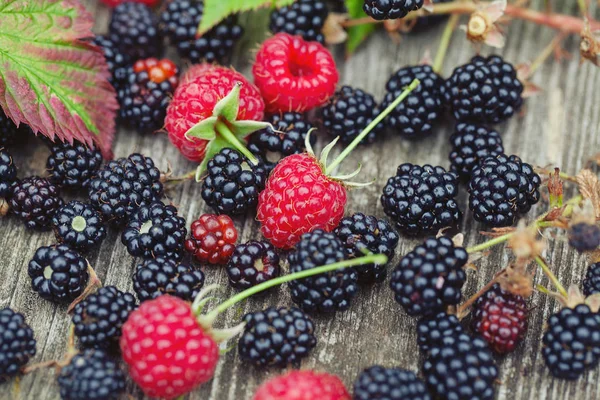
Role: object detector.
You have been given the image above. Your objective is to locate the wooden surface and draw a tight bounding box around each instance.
[2,1,600,399]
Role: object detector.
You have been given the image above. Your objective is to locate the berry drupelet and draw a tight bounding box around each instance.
[133,257,205,302]
[226,240,280,290]
[417,311,464,354]
[0,308,36,383]
[583,262,600,296]
[254,370,350,400]
[468,154,541,227]
[92,35,129,89]
[0,147,17,214]
[46,140,103,189]
[381,163,462,236]
[0,113,28,148]
[185,214,238,264]
[353,365,431,400]
[10,176,63,230]
[238,307,317,368]
[109,2,161,60]
[333,213,399,283]
[288,229,358,313]
[449,123,504,180]
[569,222,600,252]
[390,236,468,316]
[364,0,424,20]
[52,201,107,252]
[269,0,328,44]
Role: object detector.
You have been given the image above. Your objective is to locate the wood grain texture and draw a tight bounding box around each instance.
[2,0,600,399]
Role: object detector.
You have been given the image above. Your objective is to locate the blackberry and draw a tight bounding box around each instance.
[52,201,107,252]
[417,311,464,354]
[288,229,358,313]
[238,307,316,367]
[363,0,424,20]
[10,176,63,230]
[226,240,281,290]
[133,257,205,302]
[87,153,163,225]
[57,349,126,400]
[28,244,89,303]
[109,2,161,60]
[583,262,600,296]
[353,365,431,400]
[468,154,541,227]
[569,222,600,252]
[444,55,524,124]
[333,213,399,283]
[321,86,382,145]
[449,123,504,180]
[0,147,17,203]
[542,304,600,380]
[382,65,444,139]
[0,113,28,147]
[92,35,129,89]
[423,333,498,400]
[381,163,462,236]
[46,140,103,189]
[0,308,36,383]
[390,236,467,316]
[72,286,136,349]
[122,201,187,261]
[269,0,328,44]
[159,0,243,64]
[201,148,267,216]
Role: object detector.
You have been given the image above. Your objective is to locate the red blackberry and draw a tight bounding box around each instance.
[87,153,164,225]
[92,35,130,90]
[542,304,600,380]
[288,229,358,313]
[201,148,267,216]
[269,0,328,44]
[0,113,28,148]
[109,2,161,60]
[46,140,103,189]
[0,308,36,383]
[470,283,527,354]
[583,262,600,296]
[449,123,504,180]
[133,257,205,302]
[28,244,89,303]
[185,214,238,264]
[72,286,136,350]
[390,237,467,316]
[444,55,524,124]
[0,148,17,211]
[226,240,280,289]
[333,213,399,283]
[468,154,541,227]
[10,176,63,230]
[52,201,107,252]
[381,164,462,236]
[382,65,445,139]
[353,365,431,400]
[238,306,316,367]
[121,201,187,261]
[417,311,464,354]
[364,0,424,20]
[569,222,600,252]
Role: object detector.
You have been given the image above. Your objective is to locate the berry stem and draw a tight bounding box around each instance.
[466,233,513,254]
[535,256,568,298]
[433,14,460,73]
[215,120,258,165]
[456,269,505,318]
[324,79,420,175]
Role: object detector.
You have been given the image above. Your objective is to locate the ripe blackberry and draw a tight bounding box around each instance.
[449,123,504,180]
[10,176,63,230]
[28,244,88,303]
[381,164,462,236]
[122,201,187,261]
[470,283,527,354]
[0,308,36,383]
[52,201,107,252]
[288,229,358,313]
[159,0,243,64]
[382,65,445,139]
[238,307,316,367]
[87,153,163,225]
[0,113,28,147]
[363,0,424,20]
[201,148,267,216]
[133,257,205,302]
[92,35,129,89]
[390,236,467,316]
[46,140,103,189]
[417,311,464,354]
[321,86,382,145]
[269,0,328,44]
[185,214,238,264]
[423,333,498,400]
[57,349,126,400]
[353,365,431,400]
[0,148,17,208]
[542,304,600,380]
[109,2,161,60]
[582,262,600,296]
[468,154,541,227]
[333,213,399,283]
[569,222,600,252]
[444,55,524,124]
[72,286,136,349]
[226,240,280,290]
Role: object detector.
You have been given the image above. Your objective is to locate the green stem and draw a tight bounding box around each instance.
[325,79,420,175]
[466,233,513,254]
[215,120,258,165]
[433,14,459,73]
[535,256,567,297]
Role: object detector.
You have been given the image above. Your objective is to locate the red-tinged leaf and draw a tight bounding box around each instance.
[0,0,118,158]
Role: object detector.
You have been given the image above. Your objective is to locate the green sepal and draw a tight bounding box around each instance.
[213,82,241,122]
[185,116,218,140]
[230,120,272,137]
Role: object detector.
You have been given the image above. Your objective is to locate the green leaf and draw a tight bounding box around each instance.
[0,0,118,158]
[345,0,376,56]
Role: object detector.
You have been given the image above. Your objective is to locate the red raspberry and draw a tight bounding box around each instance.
[133,58,179,85]
[120,295,219,399]
[470,283,528,354]
[253,370,350,400]
[252,33,339,113]
[257,153,347,249]
[185,214,239,264]
[165,64,265,162]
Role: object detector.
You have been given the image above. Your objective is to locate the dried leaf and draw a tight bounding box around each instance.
[576,169,600,218]
[479,227,517,237]
[323,13,349,45]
